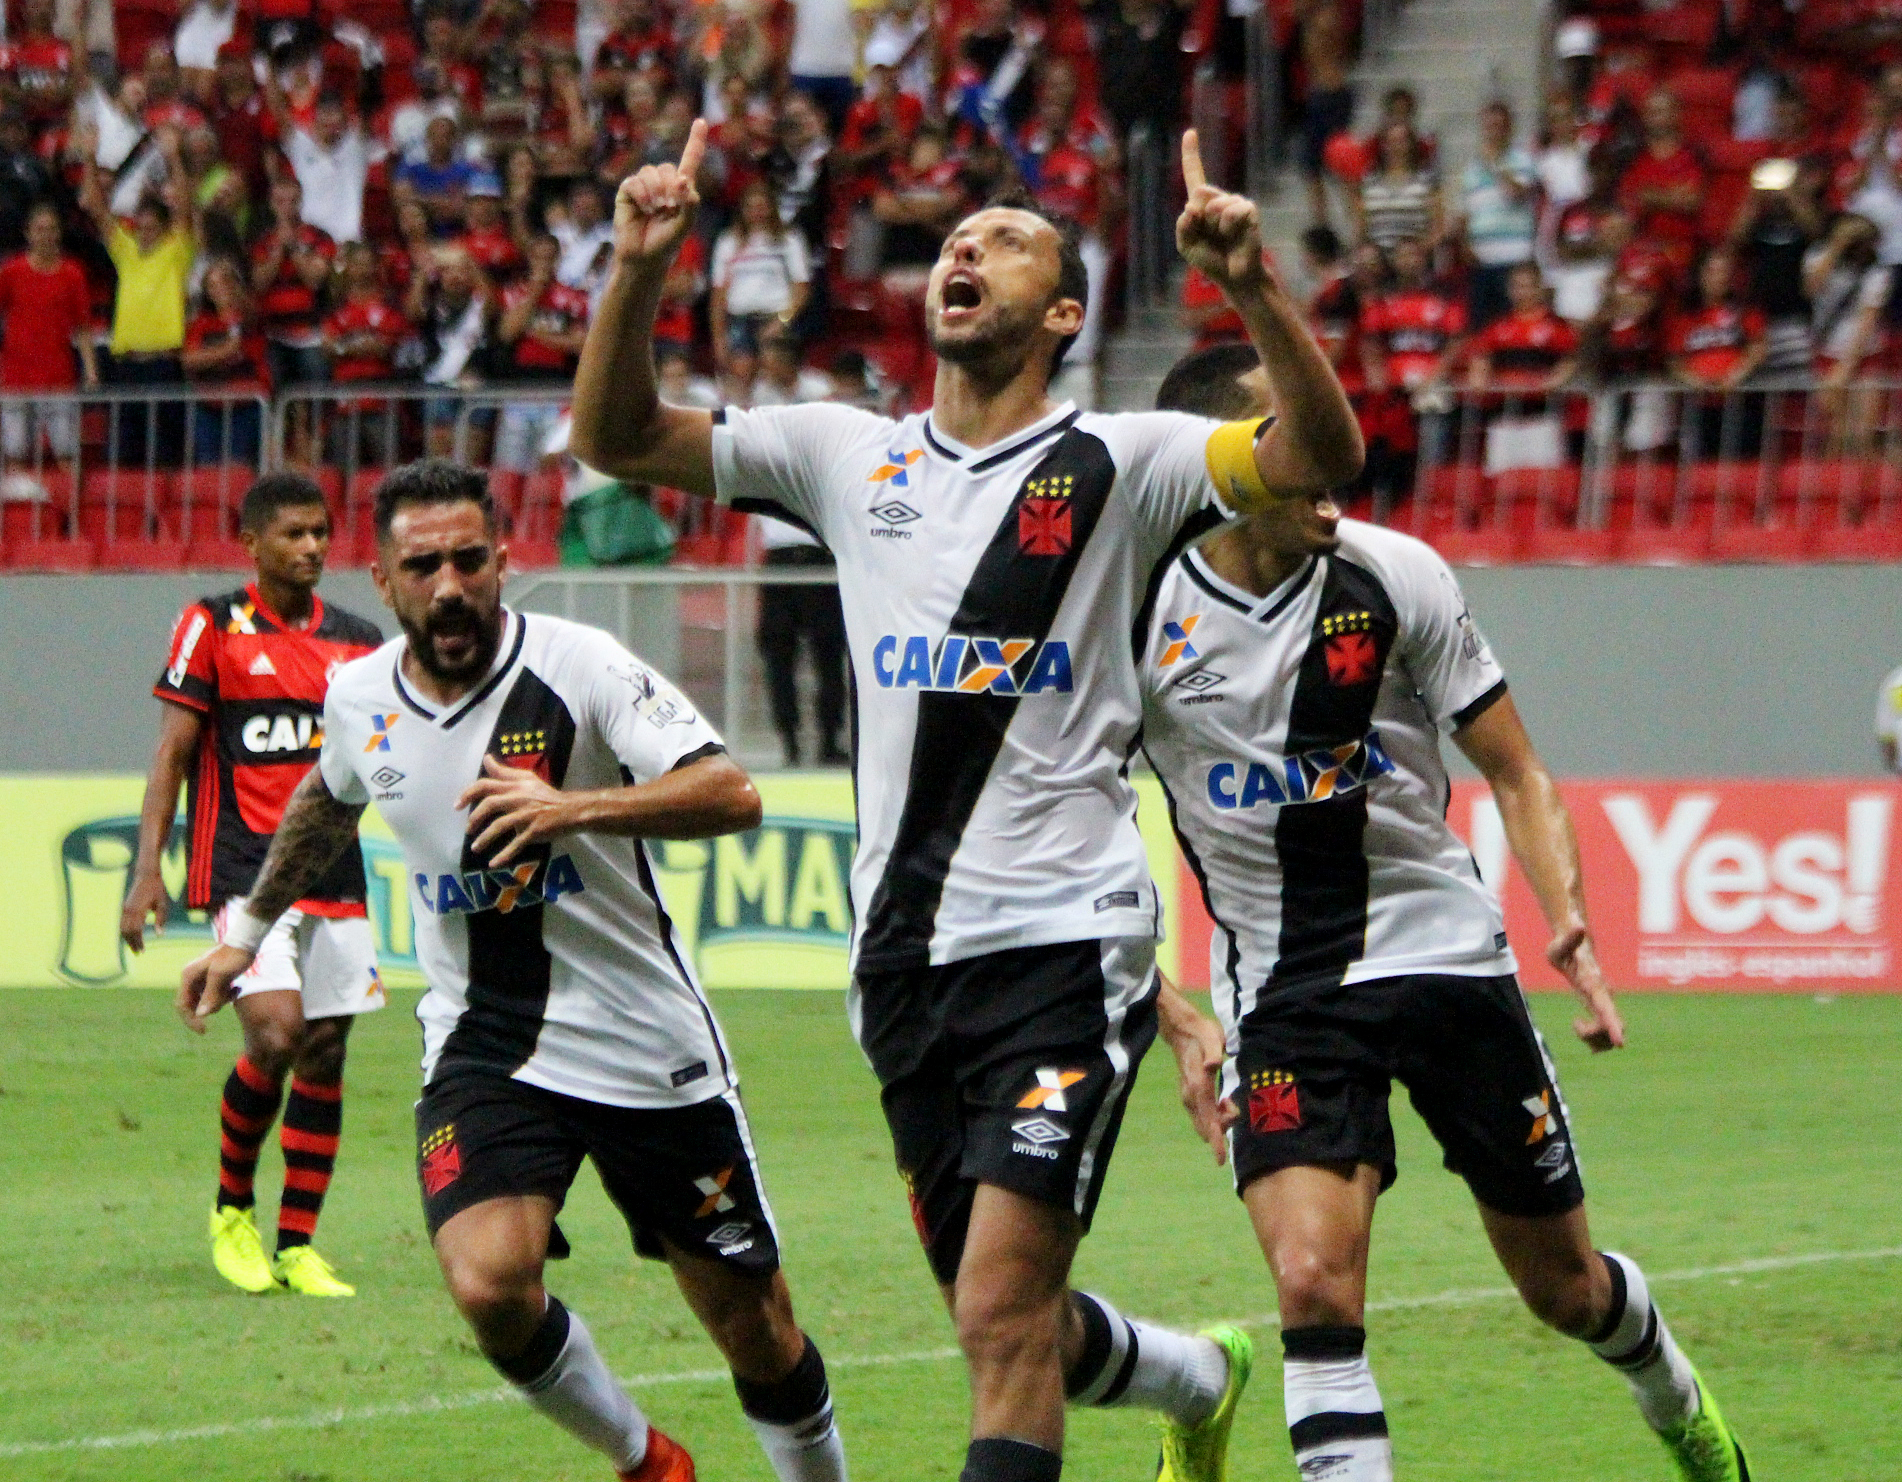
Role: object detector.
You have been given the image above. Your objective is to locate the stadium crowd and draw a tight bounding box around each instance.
[0,0,1193,566]
[1184,0,1902,545]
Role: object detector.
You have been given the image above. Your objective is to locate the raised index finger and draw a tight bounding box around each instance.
[1181,128,1206,194]
[678,116,708,181]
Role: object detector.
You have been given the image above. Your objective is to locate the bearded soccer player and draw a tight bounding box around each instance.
[125,472,384,1298]
[178,461,847,1482]
[566,120,1362,1482]
[1140,342,1751,1482]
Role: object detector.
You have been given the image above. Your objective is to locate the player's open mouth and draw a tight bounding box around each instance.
[940,273,982,316]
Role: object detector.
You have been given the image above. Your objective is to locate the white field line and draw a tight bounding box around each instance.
[5,1245,1898,1459]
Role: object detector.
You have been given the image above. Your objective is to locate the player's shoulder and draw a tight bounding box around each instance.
[1332,518,1460,591]
[187,585,254,632]
[1075,407,1217,458]
[516,610,639,682]
[314,600,384,650]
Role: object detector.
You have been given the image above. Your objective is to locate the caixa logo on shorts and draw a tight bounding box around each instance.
[871,635,1073,695]
[414,855,586,915]
[1206,731,1397,811]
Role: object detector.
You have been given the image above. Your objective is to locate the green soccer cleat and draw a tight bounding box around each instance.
[1660,1368,1751,1482]
[1156,1324,1253,1482]
[272,1244,356,1297]
[208,1205,278,1294]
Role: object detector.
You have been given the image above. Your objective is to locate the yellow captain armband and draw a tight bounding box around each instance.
[1203,416,1275,513]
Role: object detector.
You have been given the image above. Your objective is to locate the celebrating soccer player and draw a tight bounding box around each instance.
[567,121,1362,1482]
[1139,343,1752,1482]
[127,472,385,1298]
[178,462,848,1482]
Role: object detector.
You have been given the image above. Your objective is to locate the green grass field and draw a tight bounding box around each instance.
[1,987,1898,1482]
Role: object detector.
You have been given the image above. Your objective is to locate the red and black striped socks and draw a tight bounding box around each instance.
[217,1056,285,1211]
[276,1077,343,1252]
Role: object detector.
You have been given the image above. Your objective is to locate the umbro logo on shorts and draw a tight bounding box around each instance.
[1010,1116,1069,1160]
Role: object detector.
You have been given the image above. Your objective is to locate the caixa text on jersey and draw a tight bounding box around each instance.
[1206,732,1397,810]
[871,635,1073,695]
[413,855,586,916]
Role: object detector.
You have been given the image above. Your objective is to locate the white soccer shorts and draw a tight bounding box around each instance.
[214,905,387,1018]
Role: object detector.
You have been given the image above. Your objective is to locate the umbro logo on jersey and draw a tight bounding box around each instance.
[1158,615,1201,667]
[1176,668,1226,694]
[364,713,398,752]
[1205,730,1397,811]
[240,712,322,753]
[370,766,405,790]
[248,651,277,676]
[869,448,923,485]
[869,499,920,538]
[871,635,1073,695]
[414,854,585,915]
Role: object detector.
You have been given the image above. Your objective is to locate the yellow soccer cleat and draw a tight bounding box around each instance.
[1661,1368,1751,1482]
[272,1244,356,1297]
[1157,1324,1253,1482]
[209,1205,278,1294]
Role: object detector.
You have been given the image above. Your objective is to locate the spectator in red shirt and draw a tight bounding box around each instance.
[322,242,410,464]
[459,176,526,282]
[495,232,590,470]
[1180,263,1245,349]
[654,231,705,355]
[2,0,73,130]
[1361,235,1467,391]
[0,200,95,473]
[838,64,924,198]
[206,43,272,202]
[182,255,269,466]
[1467,262,1580,396]
[140,43,210,133]
[251,176,335,462]
[1670,248,1768,456]
[1618,89,1705,271]
[592,0,676,105]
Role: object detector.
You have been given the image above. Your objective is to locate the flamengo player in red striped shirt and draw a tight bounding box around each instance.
[123,472,384,1298]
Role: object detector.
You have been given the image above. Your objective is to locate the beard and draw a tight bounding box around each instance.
[400,596,503,683]
[926,293,1047,376]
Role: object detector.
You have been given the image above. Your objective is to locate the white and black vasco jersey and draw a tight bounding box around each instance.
[712,399,1240,973]
[320,610,735,1107]
[1138,520,1515,1028]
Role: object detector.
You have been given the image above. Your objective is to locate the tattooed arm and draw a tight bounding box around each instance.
[174,768,366,1033]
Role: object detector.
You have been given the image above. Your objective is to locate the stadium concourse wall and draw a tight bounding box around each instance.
[1,565,1899,995]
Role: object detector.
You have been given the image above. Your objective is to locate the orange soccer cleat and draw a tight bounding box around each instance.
[619,1426,697,1482]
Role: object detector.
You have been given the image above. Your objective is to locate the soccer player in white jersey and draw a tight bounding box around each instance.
[178,462,849,1482]
[1140,343,1752,1482]
[567,121,1363,1482]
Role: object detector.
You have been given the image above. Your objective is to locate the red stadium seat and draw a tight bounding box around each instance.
[1708,518,1817,562]
[1427,524,1523,565]
[81,467,174,510]
[1521,524,1625,564]
[507,535,561,567]
[1624,512,1714,564]
[184,537,255,571]
[1812,519,1902,561]
[97,535,187,571]
[2,536,95,571]
[1493,465,1582,520]
[78,503,164,544]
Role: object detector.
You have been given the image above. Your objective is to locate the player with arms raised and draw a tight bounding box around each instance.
[568,122,1363,1482]
[1143,343,1751,1482]
[127,472,383,1298]
[179,462,849,1482]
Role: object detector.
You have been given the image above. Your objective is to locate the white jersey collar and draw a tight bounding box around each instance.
[391,607,524,727]
[921,400,1079,471]
[1184,546,1321,623]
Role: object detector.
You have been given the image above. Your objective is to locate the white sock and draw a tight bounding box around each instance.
[1064,1292,1227,1428]
[1282,1326,1393,1482]
[495,1297,650,1472]
[736,1336,849,1482]
[1589,1252,1700,1433]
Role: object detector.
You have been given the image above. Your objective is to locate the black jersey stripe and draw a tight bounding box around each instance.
[1451,677,1509,731]
[434,667,578,1083]
[967,410,1079,474]
[632,836,734,1088]
[1268,557,1399,989]
[855,425,1117,971]
[730,496,822,541]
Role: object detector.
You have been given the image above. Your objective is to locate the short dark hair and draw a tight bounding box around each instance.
[135,191,171,227]
[240,471,329,533]
[1155,342,1264,421]
[373,459,494,540]
[1300,224,1344,265]
[979,188,1090,376]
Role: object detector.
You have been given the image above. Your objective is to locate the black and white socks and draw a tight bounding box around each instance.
[734,1334,849,1482]
[1064,1291,1229,1428]
[1281,1325,1393,1481]
[1588,1251,1701,1432]
[490,1296,650,1474]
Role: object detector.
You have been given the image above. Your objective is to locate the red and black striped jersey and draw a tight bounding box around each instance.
[155,583,382,912]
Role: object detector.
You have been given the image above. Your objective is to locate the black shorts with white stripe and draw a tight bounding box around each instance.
[1229,971,1586,1219]
[414,1071,781,1274]
[855,937,1160,1285]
